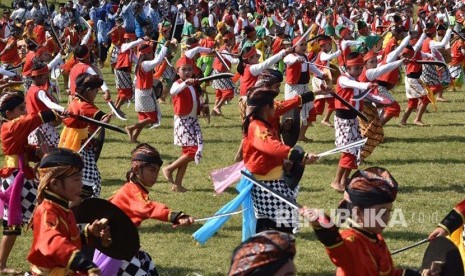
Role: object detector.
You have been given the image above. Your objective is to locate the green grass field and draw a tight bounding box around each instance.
[4,65,465,275]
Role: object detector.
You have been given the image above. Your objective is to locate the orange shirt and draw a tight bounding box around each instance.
[109,181,176,227]
[62,97,104,129]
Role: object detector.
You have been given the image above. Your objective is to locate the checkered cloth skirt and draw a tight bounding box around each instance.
[1,171,37,224]
[118,249,159,276]
[115,69,133,90]
[251,179,299,225]
[81,148,101,198]
[212,69,235,90]
[334,116,362,165]
[27,122,60,148]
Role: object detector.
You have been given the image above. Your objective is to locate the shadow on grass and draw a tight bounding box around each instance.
[298,271,335,276]
[383,135,465,143]
[400,183,465,193]
[157,265,205,276]
[384,230,429,242]
[374,157,465,165]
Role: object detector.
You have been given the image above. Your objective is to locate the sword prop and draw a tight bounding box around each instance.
[214,50,230,71]
[329,92,368,122]
[241,171,302,209]
[198,73,234,83]
[305,62,335,71]
[78,126,102,153]
[317,138,368,158]
[294,25,313,47]
[351,88,373,101]
[164,57,174,68]
[52,108,127,134]
[171,12,179,41]
[219,52,239,58]
[195,209,246,222]
[107,101,127,121]
[452,29,465,41]
[391,238,431,255]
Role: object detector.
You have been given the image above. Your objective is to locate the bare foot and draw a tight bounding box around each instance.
[399,121,407,126]
[125,126,133,141]
[298,136,313,143]
[321,120,333,128]
[171,184,188,192]
[331,182,345,193]
[211,108,223,116]
[162,167,175,184]
[436,97,447,102]
[413,120,426,126]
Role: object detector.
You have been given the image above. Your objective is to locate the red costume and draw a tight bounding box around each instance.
[26,84,53,115]
[1,36,20,65]
[69,62,90,96]
[109,182,180,227]
[27,191,93,275]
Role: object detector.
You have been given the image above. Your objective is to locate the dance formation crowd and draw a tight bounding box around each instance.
[0,0,465,274]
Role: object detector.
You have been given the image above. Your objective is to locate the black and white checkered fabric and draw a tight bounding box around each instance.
[81,148,101,198]
[162,66,176,81]
[110,46,120,65]
[334,116,362,165]
[1,172,37,224]
[27,123,60,148]
[118,250,159,276]
[251,179,299,224]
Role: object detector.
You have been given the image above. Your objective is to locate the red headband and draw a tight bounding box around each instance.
[124,32,137,39]
[243,47,257,59]
[31,66,49,77]
[138,43,153,54]
[346,55,364,66]
[176,56,195,69]
[363,50,377,62]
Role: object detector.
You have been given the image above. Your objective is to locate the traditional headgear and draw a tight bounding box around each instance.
[37,148,84,203]
[426,24,437,34]
[160,21,172,31]
[242,46,257,60]
[126,143,163,182]
[123,32,137,39]
[336,25,350,39]
[216,21,225,32]
[255,69,283,87]
[345,167,398,207]
[138,43,153,55]
[325,25,335,36]
[246,86,278,107]
[0,92,24,116]
[228,230,296,276]
[363,50,377,62]
[224,15,234,27]
[175,56,195,69]
[75,73,104,94]
[364,35,381,50]
[402,45,415,57]
[346,54,364,66]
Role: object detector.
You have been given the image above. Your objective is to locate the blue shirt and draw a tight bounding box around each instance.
[134,12,147,38]
[97,19,111,43]
[121,2,136,33]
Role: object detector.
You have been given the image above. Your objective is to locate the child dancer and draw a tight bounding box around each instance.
[98,143,194,275]
[125,42,167,143]
[0,92,59,274]
[59,73,111,198]
[163,57,205,192]
[28,148,110,276]
[331,53,377,192]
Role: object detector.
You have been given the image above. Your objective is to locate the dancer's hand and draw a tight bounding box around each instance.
[428,227,448,240]
[305,153,318,164]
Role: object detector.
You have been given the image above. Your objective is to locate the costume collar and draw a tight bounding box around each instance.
[44,190,69,209]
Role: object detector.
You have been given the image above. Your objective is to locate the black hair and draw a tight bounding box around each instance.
[237,46,254,75]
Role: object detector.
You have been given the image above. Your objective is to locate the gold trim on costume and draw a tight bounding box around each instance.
[4,155,19,168]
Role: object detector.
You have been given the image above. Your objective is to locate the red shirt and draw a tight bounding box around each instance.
[377,38,400,88]
[335,74,363,111]
[213,45,232,72]
[1,37,20,65]
[243,119,292,176]
[26,84,53,114]
[110,26,125,47]
[239,65,258,97]
[172,80,201,116]
[62,98,104,129]
[109,182,173,227]
[22,51,36,77]
[199,37,215,56]
[27,192,83,273]
[69,62,90,95]
[34,25,46,45]
[135,63,153,89]
[450,40,465,66]
[285,54,310,85]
